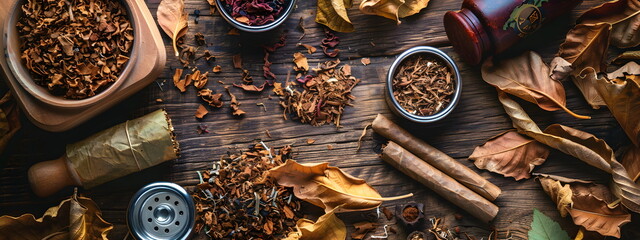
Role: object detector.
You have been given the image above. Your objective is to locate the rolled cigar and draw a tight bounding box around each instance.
[382,141,499,222]
[28,109,180,197]
[372,114,501,201]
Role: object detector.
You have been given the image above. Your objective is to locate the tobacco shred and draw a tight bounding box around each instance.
[392,55,455,116]
[199,89,224,108]
[276,60,360,127]
[17,0,134,99]
[226,87,246,116]
[222,0,288,26]
[321,29,340,58]
[192,144,302,239]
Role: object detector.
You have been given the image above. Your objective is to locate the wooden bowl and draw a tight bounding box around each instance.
[3,0,138,109]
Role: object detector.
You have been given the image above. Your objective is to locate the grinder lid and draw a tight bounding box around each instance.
[127,182,195,240]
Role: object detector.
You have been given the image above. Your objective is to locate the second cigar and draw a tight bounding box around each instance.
[372,114,501,201]
[382,141,499,222]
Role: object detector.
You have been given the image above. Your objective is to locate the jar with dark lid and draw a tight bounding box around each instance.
[443,0,583,65]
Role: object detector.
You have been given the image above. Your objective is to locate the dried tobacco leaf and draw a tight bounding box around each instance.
[268,160,411,213]
[394,55,455,116]
[199,89,224,108]
[277,60,360,126]
[157,0,188,56]
[622,146,640,182]
[316,0,354,32]
[293,52,309,72]
[482,51,590,119]
[359,0,429,23]
[173,68,188,92]
[578,0,640,48]
[0,191,112,239]
[551,23,610,82]
[192,145,303,239]
[592,62,640,146]
[498,92,640,213]
[469,131,549,181]
[195,104,208,119]
[18,0,134,99]
[226,87,245,116]
[538,175,631,237]
[191,70,209,89]
[283,208,347,240]
[397,0,430,18]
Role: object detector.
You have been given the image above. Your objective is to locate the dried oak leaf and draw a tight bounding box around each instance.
[578,0,640,48]
[198,89,224,108]
[195,104,208,119]
[293,52,309,72]
[351,222,376,239]
[157,0,188,56]
[268,160,408,213]
[538,175,631,237]
[469,131,549,181]
[316,0,354,32]
[482,51,590,119]
[0,192,112,239]
[589,62,640,147]
[498,92,640,213]
[283,208,347,240]
[298,43,317,54]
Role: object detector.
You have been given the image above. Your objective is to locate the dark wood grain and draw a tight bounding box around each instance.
[1,0,639,239]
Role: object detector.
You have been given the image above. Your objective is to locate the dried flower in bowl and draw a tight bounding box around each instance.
[222,0,288,26]
[17,0,134,100]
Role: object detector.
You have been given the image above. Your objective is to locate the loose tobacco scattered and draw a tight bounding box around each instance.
[192,144,302,239]
[18,0,134,99]
[392,55,455,116]
[276,60,360,127]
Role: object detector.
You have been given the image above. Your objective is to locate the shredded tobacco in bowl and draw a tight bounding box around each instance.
[392,55,455,116]
[18,0,134,99]
[192,144,302,239]
[222,0,288,26]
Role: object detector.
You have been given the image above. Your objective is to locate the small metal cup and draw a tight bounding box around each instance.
[216,0,296,32]
[385,46,462,123]
[127,182,195,240]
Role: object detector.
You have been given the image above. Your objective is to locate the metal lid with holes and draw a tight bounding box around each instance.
[127,182,195,240]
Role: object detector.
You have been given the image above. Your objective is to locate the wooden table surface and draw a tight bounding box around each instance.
[1,0,638,239]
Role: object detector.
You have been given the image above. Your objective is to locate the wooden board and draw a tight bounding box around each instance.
[1,0,639,239]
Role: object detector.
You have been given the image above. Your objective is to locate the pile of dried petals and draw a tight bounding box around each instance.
[18,0,134,99]
[276,60,360,126]
[392,56,455,116]
[192,144,302,239]
[222,0,287,26]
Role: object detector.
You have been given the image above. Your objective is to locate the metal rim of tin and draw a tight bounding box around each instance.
[385,46,462,123]
[215,0,297,32]
[127,182,195,240]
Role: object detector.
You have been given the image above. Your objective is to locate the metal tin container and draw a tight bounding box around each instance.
[127,182,195,240]
[216,0,296,32]
[385,46,462,123]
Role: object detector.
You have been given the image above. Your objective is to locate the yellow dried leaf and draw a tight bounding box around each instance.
[359,0,429,24]
[283,208,347,240]
[316,0,354,32]
[157,0,188,56]
[293,52,309,72]
[578,0,640,48]
[398,0,430,18]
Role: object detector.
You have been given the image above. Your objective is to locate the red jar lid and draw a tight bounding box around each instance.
[443,9,491,65]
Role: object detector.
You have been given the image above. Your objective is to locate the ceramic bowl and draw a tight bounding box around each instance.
[385,46,462,123]
[216,0,296,32]
[3,0,137,109]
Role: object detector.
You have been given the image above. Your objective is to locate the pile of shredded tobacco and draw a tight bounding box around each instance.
[18,0,134,99]
[392,56,455,116]
[192,144,302,239]
[276,60,360,127]
[222,0,287,26]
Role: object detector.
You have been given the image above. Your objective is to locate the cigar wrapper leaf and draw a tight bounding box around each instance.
[372,114,501,201]
[382,141,499,222]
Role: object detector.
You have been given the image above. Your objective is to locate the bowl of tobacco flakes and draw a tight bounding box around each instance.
[386,46,461,123]
[4,0,136,109]
[216,0,296,32]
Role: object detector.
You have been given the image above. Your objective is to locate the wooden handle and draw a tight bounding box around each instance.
[28,156,81,197]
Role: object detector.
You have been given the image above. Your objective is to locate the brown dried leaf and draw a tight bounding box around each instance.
[622,146,640,182]
[469,131,549,181]
[351,222,376,239]
[233,54,243,69]
[316,0,354,32]
[198,89,224,108]
[498,92,640,213]
[293,52,309,72]
[592,62,640,146]
[0,193,112,239]
[226,87,245,116]
[482,51,590,119]
[283,208,347,240]
[298,43,317,54]
[233,83,266,92]
[195,104,208,119]
[613,51,640,64]
[268,160,404,213]
[157,0,188,56]
[307,139,315,144]
[193,71,209,89]
[398,0,430,18]
[578,0,640,48]
[359,0,404,24]
[551,23,610,82]
[173,68,187,92]
[538,175,631,237]
[212,65,222,73]
[361,58,371,65]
